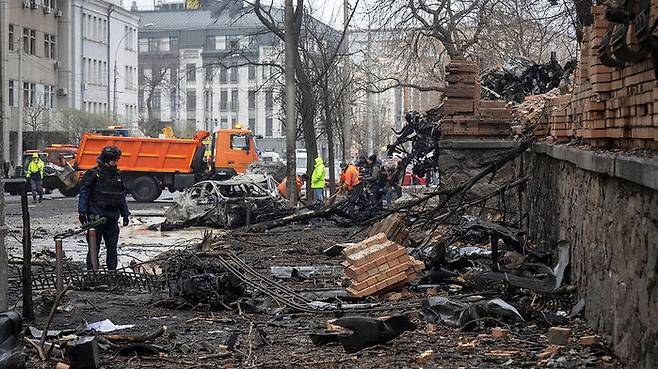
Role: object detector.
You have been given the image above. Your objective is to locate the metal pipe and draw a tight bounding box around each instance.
[88,228,98,271]
[55,238,63,293]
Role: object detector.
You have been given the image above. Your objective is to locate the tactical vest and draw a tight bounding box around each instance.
[93,169,126,208]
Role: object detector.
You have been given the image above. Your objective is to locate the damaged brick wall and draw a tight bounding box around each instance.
[534,3,658,148]
[524,151,658,369]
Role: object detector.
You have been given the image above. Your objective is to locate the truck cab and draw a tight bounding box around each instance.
[210,129,259,179]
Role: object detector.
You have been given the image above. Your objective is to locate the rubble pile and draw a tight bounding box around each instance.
[343,233,424,297]
[510,89,561,135]
[480,58,577,103]
[162,250,246,309]
[440,59,513,138]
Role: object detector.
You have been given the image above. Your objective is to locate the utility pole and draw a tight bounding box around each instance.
[17,48,23,163]
[0,0,8,311]
[107,5,114,124]
[342,0,351,162]
[284,0,297,207]
[113,63,118,119]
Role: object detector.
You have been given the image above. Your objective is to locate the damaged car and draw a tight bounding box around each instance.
[163,174,290,229]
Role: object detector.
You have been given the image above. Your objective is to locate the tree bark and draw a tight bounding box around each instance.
[284,0,298,207]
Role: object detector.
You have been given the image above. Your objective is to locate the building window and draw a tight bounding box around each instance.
[170,67,178,83]
[8,25,14,51]
[261,64,267,79]
[248,90,255,110]
[231,116,238,127]
[23,82,35,107]
[205,65,214,82]
[23,28,36,55]
[44,34,56,59]
[206,36,215,50]
[248,117,255,133]
[44,85,55,109]
[230,66,238,83]
[152,91,161,110]
[169,36,178,50]
[8,81,15,106]
[220,117,228,129]
[43,0,55,10]
[186,64,196,83]
[148,38,160,52]
[204,90,212,112]
[230,89,238,111]
[248,65,256,80]
[138,91,144,111]
[219,90,227,112]
[265,117,273,137]
[228,35,240,49]
[219,66,227,84]
[186,90,196,112]
[170,89,177,111]
[216,35,226,50]
[265,91,273,111]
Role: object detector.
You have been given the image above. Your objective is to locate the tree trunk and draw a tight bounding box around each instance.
[323,76,336,196]
[284,0,298,207]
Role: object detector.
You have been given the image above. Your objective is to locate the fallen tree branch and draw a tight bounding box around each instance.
[104,325,167,343]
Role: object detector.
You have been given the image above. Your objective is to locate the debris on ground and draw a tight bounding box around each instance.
[309,315,417,353]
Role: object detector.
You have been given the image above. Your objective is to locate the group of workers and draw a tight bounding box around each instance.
[277,154,400,209]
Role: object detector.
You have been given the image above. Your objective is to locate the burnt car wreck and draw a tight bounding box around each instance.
[162,174,290,229]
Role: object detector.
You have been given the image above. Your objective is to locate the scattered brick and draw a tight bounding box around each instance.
[548,327,572,346]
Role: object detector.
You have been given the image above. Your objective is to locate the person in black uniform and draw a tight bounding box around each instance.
[78,146,130,270]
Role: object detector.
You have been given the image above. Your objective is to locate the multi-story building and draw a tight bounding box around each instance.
[0,0,139,163]
[136,0,286,154]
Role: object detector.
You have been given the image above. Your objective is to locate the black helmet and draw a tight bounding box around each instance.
[100,146,122,163]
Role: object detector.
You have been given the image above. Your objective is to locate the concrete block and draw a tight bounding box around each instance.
[614,154,658,190]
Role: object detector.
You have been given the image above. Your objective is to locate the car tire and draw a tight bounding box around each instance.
[131,176,162,202]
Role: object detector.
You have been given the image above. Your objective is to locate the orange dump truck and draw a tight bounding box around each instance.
[76,129,259,202]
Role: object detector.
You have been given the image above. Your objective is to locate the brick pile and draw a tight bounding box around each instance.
[367,213,409,246]
[441,59,512,138]
[342,233,424,297]
[538,3,658,149]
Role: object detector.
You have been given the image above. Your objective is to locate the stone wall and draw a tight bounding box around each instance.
[524,144,658,369]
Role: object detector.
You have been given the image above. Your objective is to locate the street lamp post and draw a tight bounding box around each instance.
[112,23,153,121]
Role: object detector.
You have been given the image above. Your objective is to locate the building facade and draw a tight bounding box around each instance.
[0,0,139,163]
[136,1,286,154]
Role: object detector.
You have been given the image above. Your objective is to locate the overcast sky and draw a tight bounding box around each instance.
[130,0,350,28]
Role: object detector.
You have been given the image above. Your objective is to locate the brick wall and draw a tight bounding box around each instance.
[440,59,512,138]
[535,3,658,148]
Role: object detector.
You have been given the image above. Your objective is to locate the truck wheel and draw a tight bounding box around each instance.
[131,176,162,202]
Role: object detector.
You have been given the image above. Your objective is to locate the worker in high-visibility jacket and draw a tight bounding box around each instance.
[311,157,326,203]
[277,175,303,199]
[340,162,363,203]
[25,153,45,203]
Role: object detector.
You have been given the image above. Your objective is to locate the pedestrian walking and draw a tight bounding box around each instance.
[25,153,44,203]
[78,146,130,270]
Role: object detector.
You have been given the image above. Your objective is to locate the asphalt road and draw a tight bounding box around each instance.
[3,190,177,259]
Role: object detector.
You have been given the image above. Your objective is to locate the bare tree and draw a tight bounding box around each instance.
[54,108,108,145]
[23,103,49,149]
[247,0,358,198]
